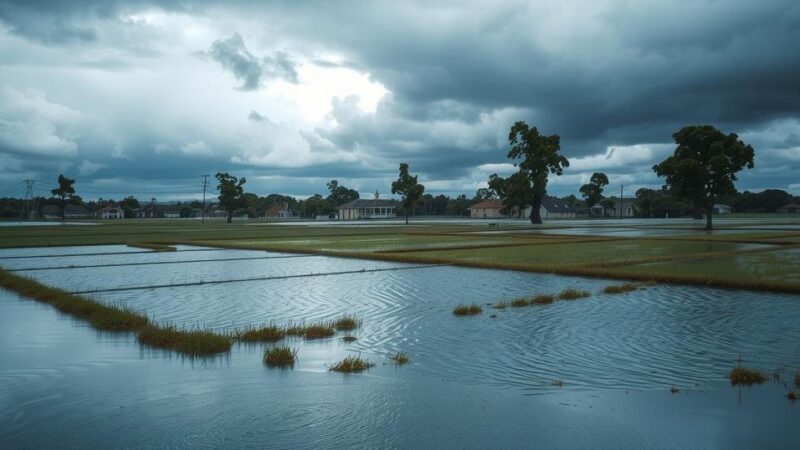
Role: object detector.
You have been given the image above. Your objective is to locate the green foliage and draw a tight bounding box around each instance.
[138,325,232,356]
[492,122,569,224]
[579,172,609,211]
[653,125,755,230]
[234,324,286,342]
[488,171,533,217]
[326,180,360,206]
[51,174,77,219]
[558,288,590,300]
[215,172,247,223]
[391,163,425,224]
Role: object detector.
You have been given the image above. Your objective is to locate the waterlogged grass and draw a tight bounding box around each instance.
[330,355,375,373]
[234,324,286,342]
[453,304,482,316]
[263,346,297,368]
[558,288,591,300]
[332,314,361,331]
[794,371,800,388]
[531,294,556,305]
[390,352,410,365]
[511,298,530,307]
[138,325,232,356]
[126,242,177,252]
[602,283,642,294]
[729,366,767,386]
[0,269,148,331]
[341,336,358,343]
[286,322,336,340]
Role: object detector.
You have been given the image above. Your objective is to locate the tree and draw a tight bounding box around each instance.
[391,163,425,225]
[474,188,495,200]
[579,172,609,216]
[119,196,140,218]
[50,174,76,219]
[215,172,247,223]
[501,122,569,223]
[488,172,533,217]
[653,125,754,230]
[326,180,360,206]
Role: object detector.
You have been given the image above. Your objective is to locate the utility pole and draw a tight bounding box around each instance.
[620,184,624,220]
[201,174,209,224]
[23,179,35,221]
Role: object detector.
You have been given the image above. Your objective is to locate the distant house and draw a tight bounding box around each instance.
[265,203,293,219]
[777,202,800,214]
[522,197,577,219]
[163,210,181,219]
[64,204,91,219]
[40,204,61,220]
[134,204,163,219]
[602,198,637,218]
[338,199,395,220]
[713,204,733,214]
[99,206,124,219]
[469,199,504,219]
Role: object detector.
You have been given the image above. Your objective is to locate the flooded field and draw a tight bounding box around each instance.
[2,245,800,447]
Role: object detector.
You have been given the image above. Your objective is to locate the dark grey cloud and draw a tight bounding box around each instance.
[1,0,799,199]
[205,33,298,90]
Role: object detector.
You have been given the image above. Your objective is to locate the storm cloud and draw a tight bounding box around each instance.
[0,0,798,199]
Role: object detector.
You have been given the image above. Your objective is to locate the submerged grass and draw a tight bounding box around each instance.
[795,371,800,388]
[390,352,410,365]
[0,268,148,331]
[491,301,508,309]
[510,298,530,307]
[558,288,591,300]
[531,294,556,305]
[729,366,767,386]
[453,304,482,316]
[233,324,286,342]
[330,355,375,373]
[263,346,297,368]
[126,242,177,252]
[138,325,232,356]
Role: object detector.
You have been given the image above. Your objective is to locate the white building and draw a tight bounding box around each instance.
[98,206,124,219]
[713,204,732,214]
[337,199,396,220]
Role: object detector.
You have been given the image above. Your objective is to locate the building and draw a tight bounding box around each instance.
[521,197,577,219]
[265,203,293,219]
[64,204,91,219]
[777,202,800,214]
[337,199,396,220]
[99,206,124,219]
[134,204,163,219]
[469,199,504,218]
[163,210,181,219]
[605,198,637,218]
[40,204,61,219]
[713,204,733,214]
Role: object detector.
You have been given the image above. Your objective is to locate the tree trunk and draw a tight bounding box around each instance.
[405,208,409,225]
[227,210,233,223]
[529,196,543,224]
[705,204,713,231]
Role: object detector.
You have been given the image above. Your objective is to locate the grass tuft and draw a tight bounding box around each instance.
[558,288,591,300]
[286,322,336,340]
[795,371,800,388]
[138,325,232,356]
[332,314,361,331]
[263,346,296,368]
[234,324,286,342]
[728,366,767,386]
[390,352,410,365]
[330,355,375,373]
[531,294,556,305]
[491,301,508,309]
[602,283,641,295]
[453,304,482,316]
[510,298,530,307]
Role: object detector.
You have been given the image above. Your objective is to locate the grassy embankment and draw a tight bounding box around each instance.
[1,218,799,293]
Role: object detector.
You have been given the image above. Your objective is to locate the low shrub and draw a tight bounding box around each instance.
[330,355,375,373]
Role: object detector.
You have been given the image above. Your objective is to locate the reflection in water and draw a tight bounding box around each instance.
[1,245,800,447]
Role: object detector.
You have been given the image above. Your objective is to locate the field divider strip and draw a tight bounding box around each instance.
[0,247,236,260]
[7,254,316,272]
[68,264,446,294]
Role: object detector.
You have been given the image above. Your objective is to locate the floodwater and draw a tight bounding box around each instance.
[2,245,800,448]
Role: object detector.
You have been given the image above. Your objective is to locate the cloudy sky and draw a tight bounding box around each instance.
[1,0,798,201]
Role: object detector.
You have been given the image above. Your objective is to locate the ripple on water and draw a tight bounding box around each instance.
[4,246,800,393]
